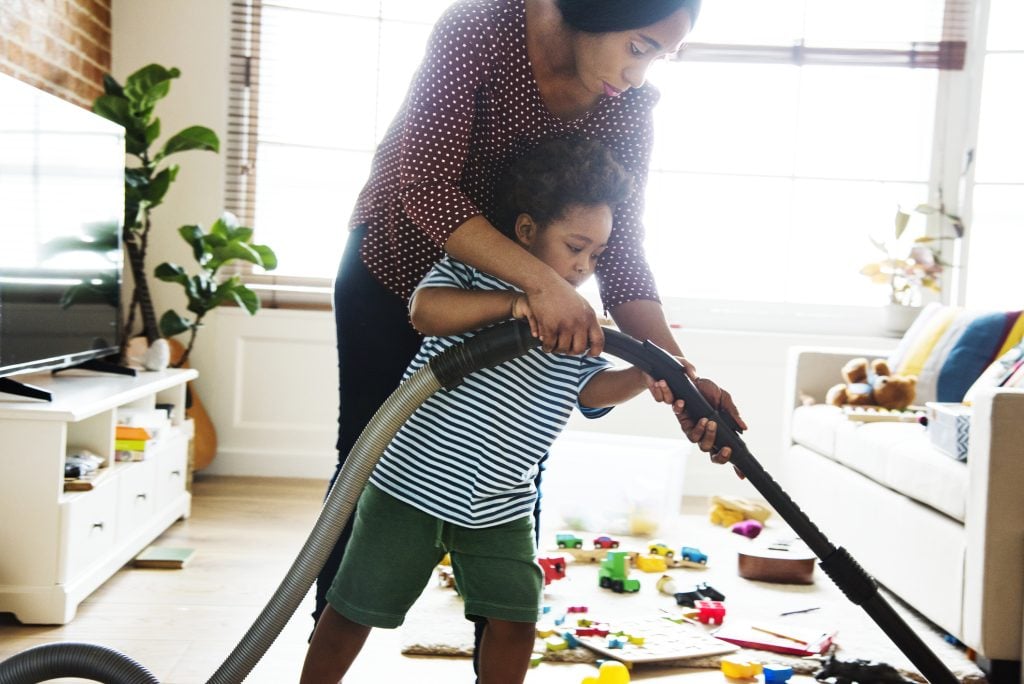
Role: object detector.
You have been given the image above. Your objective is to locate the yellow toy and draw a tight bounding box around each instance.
[582,660,631,684]
[709,494,771,527]
[720,657,763,679]
[635,554,668,573]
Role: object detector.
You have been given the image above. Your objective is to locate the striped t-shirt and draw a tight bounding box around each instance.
[369,257,613,528]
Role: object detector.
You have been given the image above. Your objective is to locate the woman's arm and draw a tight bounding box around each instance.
[410,286,522,337]
[387,4,607,355]
[446,216,603,356]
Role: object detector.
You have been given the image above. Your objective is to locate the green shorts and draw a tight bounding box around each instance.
[326,483,543,628]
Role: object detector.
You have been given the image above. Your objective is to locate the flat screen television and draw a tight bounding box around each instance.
[0,72,126,400]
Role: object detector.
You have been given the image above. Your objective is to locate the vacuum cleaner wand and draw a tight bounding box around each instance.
[600,328,958,684]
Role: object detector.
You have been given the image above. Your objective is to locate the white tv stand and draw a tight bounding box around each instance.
[0,367,197,624]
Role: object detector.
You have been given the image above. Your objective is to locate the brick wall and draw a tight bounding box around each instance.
[0,0,112,109]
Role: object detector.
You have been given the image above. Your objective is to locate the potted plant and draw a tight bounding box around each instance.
[155,212,277,368]
[92,64,278,469]
[92,64,220,356]
[860,192,964,332]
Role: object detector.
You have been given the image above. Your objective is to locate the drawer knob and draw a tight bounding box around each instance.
[91,522,104,531]
[136,493,147,501]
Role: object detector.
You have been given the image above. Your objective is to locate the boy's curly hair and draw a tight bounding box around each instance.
[492,138,634,240]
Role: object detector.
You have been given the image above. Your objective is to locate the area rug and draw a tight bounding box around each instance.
[399,513,987,682]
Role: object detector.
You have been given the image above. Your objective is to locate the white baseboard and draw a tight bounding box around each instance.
[200,447,336,480]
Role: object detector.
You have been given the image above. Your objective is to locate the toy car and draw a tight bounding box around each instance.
[648,540,674,557]
[592,535,620,549]
[680,546,707,564]
[598,551,640,593]
[694,599,726,624]
[556,533,583,549]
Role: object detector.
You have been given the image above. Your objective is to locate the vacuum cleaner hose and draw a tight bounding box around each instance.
[0,643,159,684]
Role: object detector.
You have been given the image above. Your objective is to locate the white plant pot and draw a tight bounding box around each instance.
[885,304,922,336]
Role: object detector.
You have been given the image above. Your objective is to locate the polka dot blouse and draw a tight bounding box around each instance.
[351,0,662,309]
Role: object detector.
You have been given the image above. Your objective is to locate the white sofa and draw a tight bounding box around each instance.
[782,346,1024,682]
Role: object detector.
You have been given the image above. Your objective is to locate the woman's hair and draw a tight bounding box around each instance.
[556,0,701,32]
[493,138,634,240]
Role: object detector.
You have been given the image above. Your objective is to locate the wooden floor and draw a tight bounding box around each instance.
[0,476,816,683]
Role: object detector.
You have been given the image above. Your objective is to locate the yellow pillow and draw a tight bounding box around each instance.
[897,306,958,377]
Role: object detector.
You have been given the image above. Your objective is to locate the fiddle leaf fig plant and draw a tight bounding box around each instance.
[92,63,220,354]
[93,63,279,370]
[155,212,277,368]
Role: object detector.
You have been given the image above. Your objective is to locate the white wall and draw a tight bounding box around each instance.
[110,0,230,361]
[110,1,898,498]
[199,308,895,498]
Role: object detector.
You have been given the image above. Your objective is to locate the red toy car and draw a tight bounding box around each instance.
[695,599,726,625]
[592,535,620,549]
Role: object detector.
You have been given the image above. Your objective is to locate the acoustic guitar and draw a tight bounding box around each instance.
[737,537,816,584]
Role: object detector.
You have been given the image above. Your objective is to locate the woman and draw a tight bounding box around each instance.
[319,0,744,669]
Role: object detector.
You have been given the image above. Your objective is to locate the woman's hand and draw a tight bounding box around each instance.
[524,275,603,356]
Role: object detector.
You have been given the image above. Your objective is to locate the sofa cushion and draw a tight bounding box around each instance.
[790,404,844,458]
[792,405,968,522]
[832,420,968,522]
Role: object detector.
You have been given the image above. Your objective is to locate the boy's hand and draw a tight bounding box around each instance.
[655,354,746,479]
[643,374,676,405]
[672,376,747,479]
[510,292,539,340]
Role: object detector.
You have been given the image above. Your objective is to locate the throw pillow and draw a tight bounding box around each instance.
[887,302,945,373]
[937,310,1024,402]
[912,309,981,405]
[962,340,1024,404]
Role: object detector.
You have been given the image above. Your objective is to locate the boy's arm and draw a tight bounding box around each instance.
[579,366,652,409]
[410,286,523,337]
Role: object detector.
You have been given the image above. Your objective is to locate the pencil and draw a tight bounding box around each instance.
[779,606,820,616]
[750,625,809,645]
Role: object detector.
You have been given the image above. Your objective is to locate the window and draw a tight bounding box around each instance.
[963,0,1024,311]
[229,0,988,332]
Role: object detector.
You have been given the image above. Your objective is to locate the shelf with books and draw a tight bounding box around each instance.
[0,368,197,624]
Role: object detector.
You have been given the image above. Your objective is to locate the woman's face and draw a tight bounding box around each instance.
[516,204,613,288]
[571,8,692,98]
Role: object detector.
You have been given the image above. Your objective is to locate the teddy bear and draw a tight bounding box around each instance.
[825,357,917,410]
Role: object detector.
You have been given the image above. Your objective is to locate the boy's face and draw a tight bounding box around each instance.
[516,204,612,288]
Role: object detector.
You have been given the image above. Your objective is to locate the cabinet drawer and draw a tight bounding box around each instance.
[61,481,118,582]
[155,433,188,510]
[116,459,157,542]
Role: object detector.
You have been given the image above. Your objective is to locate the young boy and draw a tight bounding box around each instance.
[300,139,683,684]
